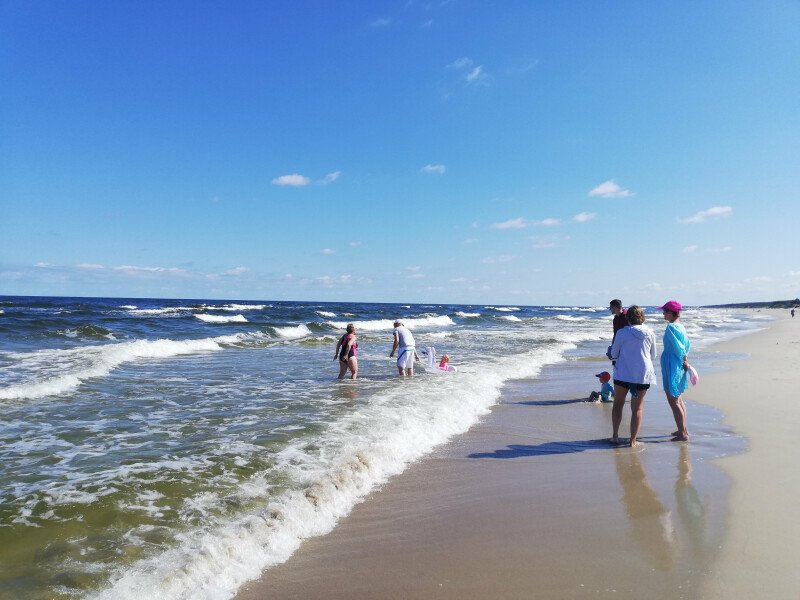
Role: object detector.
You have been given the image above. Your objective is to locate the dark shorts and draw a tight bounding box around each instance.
[614,379,651,391]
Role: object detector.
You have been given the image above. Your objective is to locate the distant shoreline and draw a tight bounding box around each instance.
[703,298,799,309]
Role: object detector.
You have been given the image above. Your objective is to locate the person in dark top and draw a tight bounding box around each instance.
[610,299,628,341]
[334,323,358,380]
[607,299,627,360]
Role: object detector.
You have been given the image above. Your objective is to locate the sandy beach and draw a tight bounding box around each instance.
[235,310,798,600]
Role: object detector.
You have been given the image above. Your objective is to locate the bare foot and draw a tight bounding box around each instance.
[610,437,620,446]
[671,435,689,442]
[630,439,639,448]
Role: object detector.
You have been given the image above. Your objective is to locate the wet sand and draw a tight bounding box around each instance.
[236,311,798,599]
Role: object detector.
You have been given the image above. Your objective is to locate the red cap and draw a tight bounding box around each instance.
[659,300,683,313]
[595,371,611,382]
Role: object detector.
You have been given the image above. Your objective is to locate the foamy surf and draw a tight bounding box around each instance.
[89,343,572,600]
[0,334,248,401]
[327,315,455,331]
[195,314,248,323]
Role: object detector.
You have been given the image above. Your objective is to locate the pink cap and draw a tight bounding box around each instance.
[659,300,682,313]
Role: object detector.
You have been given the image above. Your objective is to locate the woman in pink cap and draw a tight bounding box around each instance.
[660,300,690,441]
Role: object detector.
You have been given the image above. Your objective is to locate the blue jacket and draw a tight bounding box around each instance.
[661,322,690,396]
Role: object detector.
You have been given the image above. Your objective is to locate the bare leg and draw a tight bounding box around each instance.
[666,392,688,440]
[397,366,405,376]
[337,360,348,380]
[629,389,647,446]
[611,384,628,443]
[347,357,358,380]
[405,367,413,377]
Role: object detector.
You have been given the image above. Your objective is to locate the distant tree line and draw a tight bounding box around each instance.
[704,298,800,309]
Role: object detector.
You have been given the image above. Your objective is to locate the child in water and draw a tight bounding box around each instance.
[439,354,450,370]
[589,371,614,403]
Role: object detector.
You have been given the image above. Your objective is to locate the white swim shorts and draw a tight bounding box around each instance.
[396,347,415,369]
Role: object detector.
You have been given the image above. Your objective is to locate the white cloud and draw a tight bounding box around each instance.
[466,66,484,83]
[448,57,473,69]
[678,206,733,224]
[321,248,335,255]
[272,173,311,187]
[463,238,479,244]
[573,212,596,223]
[404,266,425,279]
[481,255,515,264]
[349,240,362,247]
[224,266,248,275]
[317,275,350,287]
[492,217,558,229]
[112,265,188,275]
[530,235,559,249]
[682,245,699,253]
[370,17,392,27]
[447,57,489,86]
[319,171,341,184]
[491,218,528,229]
[35,262,53,268]
[77,263,104,269]
[707,246,733,253]
[449,277,467,283]
[421,164,446,174]
[588,180,632,198]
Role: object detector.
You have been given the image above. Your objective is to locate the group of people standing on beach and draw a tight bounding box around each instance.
[334,302,694,448]
[335,319,421,380]
[605,298,693,447]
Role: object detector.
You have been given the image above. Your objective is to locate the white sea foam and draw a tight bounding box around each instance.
[553,315,587,321]
[328,315,455,332]
[128,307,194,316]
[315,311,337,318]
[195,314,248,323]
[497,315,522,322]
[271,324,313,339]
[454,311,481,318]
[485,306,520,312]
[120,305,138,310]
[89,340,576,600]
[207,304,268,312]
[544,306,602,312]
[0,334,248,401]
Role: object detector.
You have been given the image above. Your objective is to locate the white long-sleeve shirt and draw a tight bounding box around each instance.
[610,325,657,385]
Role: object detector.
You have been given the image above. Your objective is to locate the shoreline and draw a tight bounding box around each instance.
[236,310,797,599]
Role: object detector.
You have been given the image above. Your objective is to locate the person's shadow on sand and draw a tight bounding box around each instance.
[514,398,588,406]
[468,439,611,458]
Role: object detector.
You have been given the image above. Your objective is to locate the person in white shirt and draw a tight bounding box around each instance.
[389,320,418,376]
[609,305,657,447]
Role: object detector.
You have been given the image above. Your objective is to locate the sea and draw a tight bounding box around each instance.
[0,296,771,600]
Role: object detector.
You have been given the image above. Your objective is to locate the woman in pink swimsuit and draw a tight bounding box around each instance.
[334,323,358,380]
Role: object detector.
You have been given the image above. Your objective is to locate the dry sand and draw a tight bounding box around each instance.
[236,310,799,599]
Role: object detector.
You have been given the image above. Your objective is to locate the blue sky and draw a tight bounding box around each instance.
[2,1,799,305]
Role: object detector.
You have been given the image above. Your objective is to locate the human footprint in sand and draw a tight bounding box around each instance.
[609,305,657,447]
[660,300,691,441]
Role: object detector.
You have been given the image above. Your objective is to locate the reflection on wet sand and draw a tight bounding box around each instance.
[615,449,675,571]
[675,444,711,561]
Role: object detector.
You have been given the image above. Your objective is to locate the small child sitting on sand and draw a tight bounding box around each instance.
[589,371,614,403]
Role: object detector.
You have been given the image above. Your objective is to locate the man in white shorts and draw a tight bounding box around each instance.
[389,320,417,376]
